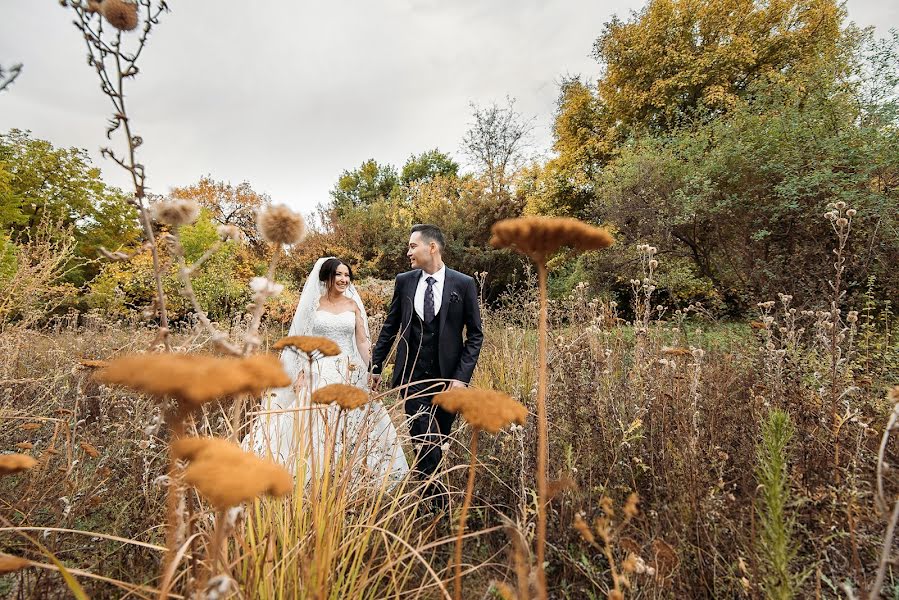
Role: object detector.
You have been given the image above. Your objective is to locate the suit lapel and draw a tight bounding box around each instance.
[403,270,420,325]
[438,268,452,334]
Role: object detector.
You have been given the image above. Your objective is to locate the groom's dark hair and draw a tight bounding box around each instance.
[411,224,445,253]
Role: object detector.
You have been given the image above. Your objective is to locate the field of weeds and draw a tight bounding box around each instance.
[1,251,897,598]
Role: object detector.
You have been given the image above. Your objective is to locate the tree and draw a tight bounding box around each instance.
[0,129,140,284]
[589,58,899,311]
[329,159,399,216]
[461,98,533,195]
[400,149,459,186]
[594,0,845,136]
[169,176,270,253]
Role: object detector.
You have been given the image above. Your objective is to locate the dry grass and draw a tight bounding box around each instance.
[0,300,894,598]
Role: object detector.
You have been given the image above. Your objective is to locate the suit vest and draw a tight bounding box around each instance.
[407,311,441,380]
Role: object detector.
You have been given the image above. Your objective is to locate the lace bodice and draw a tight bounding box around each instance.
[311,310,356,356]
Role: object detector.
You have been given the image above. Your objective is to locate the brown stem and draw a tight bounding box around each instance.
[243,244,283,355]
[454,429,479,600]
[868,496,899,600]
[161,413,186,596]
[535,259,548,600]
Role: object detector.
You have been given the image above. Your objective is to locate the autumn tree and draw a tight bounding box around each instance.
[169,176,270,253]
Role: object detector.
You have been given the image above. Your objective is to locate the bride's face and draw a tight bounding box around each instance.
[331,263,351,294]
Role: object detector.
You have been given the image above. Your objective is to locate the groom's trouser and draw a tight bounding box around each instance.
[404,375,455,511]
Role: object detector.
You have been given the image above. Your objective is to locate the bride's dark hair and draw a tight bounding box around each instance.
[319,257,354,290]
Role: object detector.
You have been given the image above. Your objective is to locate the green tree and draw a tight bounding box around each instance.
[0,129,140,284]
[329,159,400,216]
[400,149,459,186]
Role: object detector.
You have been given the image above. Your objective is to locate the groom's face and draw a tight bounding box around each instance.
[407,232,432,270]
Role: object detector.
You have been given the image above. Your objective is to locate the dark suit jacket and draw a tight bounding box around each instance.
[371,267,483,389]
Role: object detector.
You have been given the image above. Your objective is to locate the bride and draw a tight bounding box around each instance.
[250,256,409,485]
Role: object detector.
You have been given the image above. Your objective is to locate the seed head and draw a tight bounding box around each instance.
[257,204,306,245]
[171,437,292,509]
[99,0,139,31]
[660,346,691,357]
[152,199,200,226]
[78,359,110,369]
[490,217,613,262]
[311,383,369,410]
[433,388,527,433]
[573,512,596,546]
[217,224,244,242]
[15,442,33,450]
[0,555,30,574]
[94,353,290,408]
[273,336,340,357]
[80,442,100,458]
[623,492,639,518]
[0,454,38,476]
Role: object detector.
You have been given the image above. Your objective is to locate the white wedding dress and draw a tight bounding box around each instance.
[248,258,409,488]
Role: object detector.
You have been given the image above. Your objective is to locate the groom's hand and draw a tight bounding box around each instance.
[370,373,382,391]
[449,379,465,390]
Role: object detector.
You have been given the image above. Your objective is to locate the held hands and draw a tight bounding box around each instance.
[369,373,382,391]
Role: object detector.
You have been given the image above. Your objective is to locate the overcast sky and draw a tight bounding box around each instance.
[2,1,897,217]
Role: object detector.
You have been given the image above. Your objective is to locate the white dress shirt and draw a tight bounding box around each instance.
[414,265,446,320]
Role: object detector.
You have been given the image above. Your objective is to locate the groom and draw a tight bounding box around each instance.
[371,224,483,512]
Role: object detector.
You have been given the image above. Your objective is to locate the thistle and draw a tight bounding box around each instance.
[151,198,200,227]
[491,216,613,600]
[257,204,306,246]
[434,387,527,600]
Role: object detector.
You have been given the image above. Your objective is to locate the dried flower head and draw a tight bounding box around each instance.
[19,423,41,431]
[573,512,596,546]
[312,383,369,410]
[78,359,110,369]
[99,0,139,31]
[623,492,639,518]
[491,582,518,600]
[249,277,284,297]
[80,442,100,458]
[433,388,527,433]
[15,442,33,450]
[490,216,613,262]
[171,437,292,509]
[257,204,306,245]
[0,454,38,476]
[0,555,30,574]
[95,353,290,408]
[216,224,244,242]
[273,336,340,357]
[889,386,899,405]
[152,199,200,226]
[660,346,691,357]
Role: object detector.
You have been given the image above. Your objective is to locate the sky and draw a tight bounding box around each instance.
[2,0,898,217]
